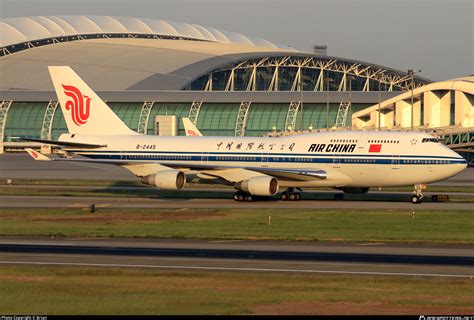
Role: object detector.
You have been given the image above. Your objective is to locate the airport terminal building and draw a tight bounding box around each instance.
[0,15,472,155]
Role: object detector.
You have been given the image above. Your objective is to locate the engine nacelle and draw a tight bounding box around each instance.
[142,170,186,190]
[337,187,370,194]
[234,176,279,196]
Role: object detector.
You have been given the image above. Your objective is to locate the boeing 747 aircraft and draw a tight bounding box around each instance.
[24,66,467,203]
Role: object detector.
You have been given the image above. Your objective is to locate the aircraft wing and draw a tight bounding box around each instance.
[157,162,326,182]
[195,167,326,182]
[249,167,326,180]
[22,137,107,149]
[23,149,326,182]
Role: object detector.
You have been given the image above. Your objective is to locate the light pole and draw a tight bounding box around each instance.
[407,69,421,131]
[325,77,334,131]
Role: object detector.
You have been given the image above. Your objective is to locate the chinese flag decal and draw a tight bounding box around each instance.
[369,144,382,153]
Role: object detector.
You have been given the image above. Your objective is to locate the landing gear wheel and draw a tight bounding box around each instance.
[233,192,245,202]
[280,188,302,201]
[411,195,423,204]
[233,191,254,202]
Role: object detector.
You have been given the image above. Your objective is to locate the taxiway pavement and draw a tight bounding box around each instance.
[0,238,472,278]
[0,194,472,209]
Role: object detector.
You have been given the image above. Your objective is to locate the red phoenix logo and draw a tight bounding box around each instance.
[62,84,92,126]
[187,129,198,136]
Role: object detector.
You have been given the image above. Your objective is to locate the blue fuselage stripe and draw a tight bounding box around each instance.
[67,149,464,160]
[77,152,466,165]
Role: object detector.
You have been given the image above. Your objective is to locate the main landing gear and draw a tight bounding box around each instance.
[233,191,253,202]
[280,188,302,201]
[411,184,426,204]
[233,189,302,202]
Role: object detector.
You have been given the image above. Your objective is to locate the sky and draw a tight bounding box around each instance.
[1,0,472,80]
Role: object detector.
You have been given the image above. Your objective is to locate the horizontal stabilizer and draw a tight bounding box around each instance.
[21,137,106,149]
[25,148,51,161]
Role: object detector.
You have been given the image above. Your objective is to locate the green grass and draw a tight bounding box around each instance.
[0,186,236,199]
[0,186,155,198]
[0,266,472,315]
[0,208,473,243]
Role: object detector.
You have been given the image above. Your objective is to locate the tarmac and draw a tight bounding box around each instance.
[0,238,472,278]
[0,194,472,209]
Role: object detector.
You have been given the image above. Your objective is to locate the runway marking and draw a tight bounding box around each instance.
[67,203,111,208]
[210,240,243,243]
[69,203,86,208]
[0,260,471,278]
[357,243,386,246]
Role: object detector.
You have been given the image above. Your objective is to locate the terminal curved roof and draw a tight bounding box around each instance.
[0,15,283,49]
[0,37,300,91]
[0,16,430,92]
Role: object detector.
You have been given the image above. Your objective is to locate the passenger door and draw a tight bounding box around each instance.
[201,152,208,163]
[332,154,341,168]
[357,132,368,150]
[391,155,400,169]
[261,153,269,167]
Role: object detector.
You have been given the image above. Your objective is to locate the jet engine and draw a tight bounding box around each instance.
[337,187,370,194]
[142,170,186,190]
[234,176,279,196]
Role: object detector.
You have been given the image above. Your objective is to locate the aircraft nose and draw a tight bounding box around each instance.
[449,150,468,173]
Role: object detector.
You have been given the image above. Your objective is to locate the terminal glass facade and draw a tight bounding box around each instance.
[3,102,371,142]
[186,56,429,92]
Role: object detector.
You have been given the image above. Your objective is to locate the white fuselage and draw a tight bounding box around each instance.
[60,130,467,188]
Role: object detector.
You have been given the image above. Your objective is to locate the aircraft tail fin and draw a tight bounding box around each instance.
[48,66,138,136]
[182,117,203,136]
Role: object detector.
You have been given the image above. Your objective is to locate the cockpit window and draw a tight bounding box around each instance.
[422,138,439,143]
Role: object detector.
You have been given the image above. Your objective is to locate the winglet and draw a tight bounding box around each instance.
[25,148,52,161]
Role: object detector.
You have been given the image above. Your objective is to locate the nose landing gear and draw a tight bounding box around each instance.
[280,188,302,201]
[411,184,426,204]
